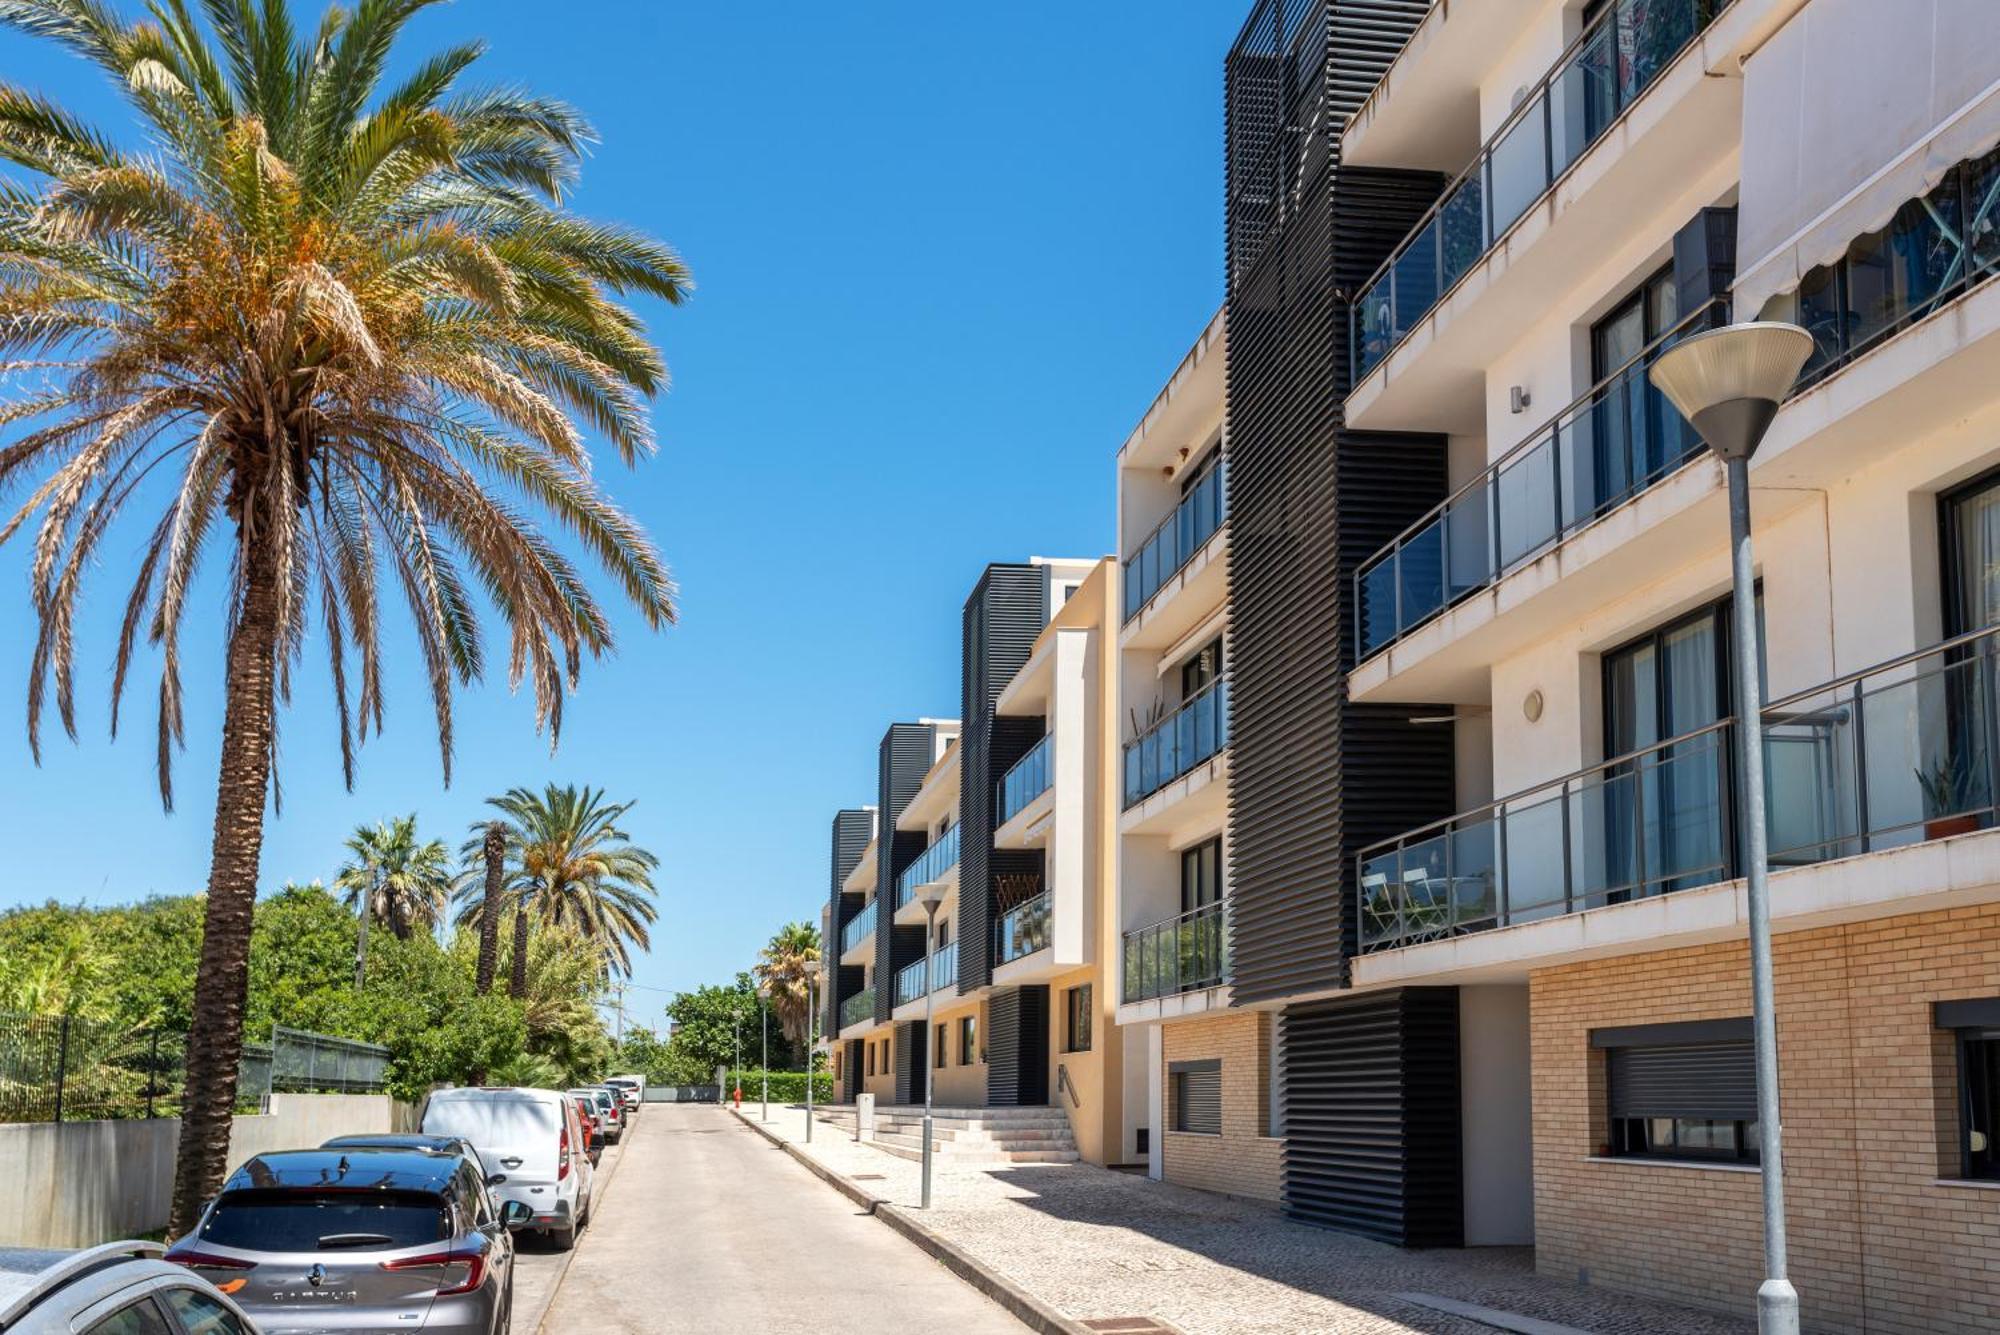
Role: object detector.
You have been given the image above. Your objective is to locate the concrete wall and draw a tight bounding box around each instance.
[1460,984,1534,1246]
[0,1093,413,1248]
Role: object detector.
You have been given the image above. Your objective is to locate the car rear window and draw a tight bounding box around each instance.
[198,1190,451,1251]
[422,1097,558,1141]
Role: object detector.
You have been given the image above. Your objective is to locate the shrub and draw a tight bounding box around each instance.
[722,1068,832,1104]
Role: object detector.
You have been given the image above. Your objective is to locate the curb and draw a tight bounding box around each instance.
[731,1106,1094,1335]
[527,1118,635,1335]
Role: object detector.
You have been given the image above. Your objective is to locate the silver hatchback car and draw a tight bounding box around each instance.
[166,1148,527,1335]
[1,1242,262,1335]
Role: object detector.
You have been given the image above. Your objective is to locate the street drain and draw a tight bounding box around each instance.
[1082,1320,1181,1334]
[850,1173,887,1180]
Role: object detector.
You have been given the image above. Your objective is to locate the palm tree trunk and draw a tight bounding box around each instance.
[509,905,530,999]
[476,823,504,995]
[167,531,281,1238]
[355,879,372,989]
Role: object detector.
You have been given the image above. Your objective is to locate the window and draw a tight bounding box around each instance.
[958,1015,977,1065]
[1937,999,2000,1180]
[199,1189,450,1250]
[1063,985,1093,1053]
[1596,1019,1758,1164]
[934,1023,947,1069]
[1943,469,2000,637]
[833,1050,842,1083]
[1181,637,1224,699]
[866,1042,875,1077]
[935,918,950,949]
[1587,264,1701,516]
[1180,837,1222,913]
[85,1301,174,1335]
[1170,1060,1222,1135]
[159,1289,250,1335]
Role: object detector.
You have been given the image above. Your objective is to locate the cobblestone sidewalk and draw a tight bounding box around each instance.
[736,1103,1756,1335]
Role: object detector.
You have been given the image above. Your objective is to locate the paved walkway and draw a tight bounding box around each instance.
[539,1103,1024,1334]
[744,1103,1761,1335]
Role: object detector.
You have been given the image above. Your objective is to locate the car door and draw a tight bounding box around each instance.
[71,1292,177,1335]
[458,1160,512,1304]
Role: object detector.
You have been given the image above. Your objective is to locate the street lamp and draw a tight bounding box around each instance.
[916,881,947,1209]
[1649,320,1815,1335]
[803,959,821,1144]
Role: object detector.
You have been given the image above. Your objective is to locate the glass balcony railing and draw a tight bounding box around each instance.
[1351,0,1725,382]
[894,825,960,911]
[1123,900,1229,1004]
[839,987,875,1030]
[1358,624,2000,954]
[1124,677,1229,808]
[993,892,1051,966]
[997,735,1053,827]
[1355,298,1727,660]
[893,941,959,1006]
[839,899,877,955]
[1123,462,1228,622]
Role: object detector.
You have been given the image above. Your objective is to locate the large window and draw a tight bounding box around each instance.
[1937,999,2000,1180]
[1180,837,1223,914]
[1597,1019,1758,1164]
[1943,469,2000,637]
[934,1023,946,1069]
[1063,985,1093,1053]
[958,1015,977,1065]
[1170,1060,1222,1135]
[1586,264,1702,516]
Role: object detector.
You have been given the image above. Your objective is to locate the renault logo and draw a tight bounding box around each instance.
[306,1264,326,1289]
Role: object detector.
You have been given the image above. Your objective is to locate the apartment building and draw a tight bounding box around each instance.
[821,558,1131,1165]
[1310,0,2000,1329]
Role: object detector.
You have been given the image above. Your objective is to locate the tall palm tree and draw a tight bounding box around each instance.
[455,783,659,981]
[0,1,686,1236]
[333,814,450,997]
[474,820,504,996]
[753,920,821,1051]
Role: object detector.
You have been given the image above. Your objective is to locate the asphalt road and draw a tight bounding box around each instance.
[537,1103,1024,1334]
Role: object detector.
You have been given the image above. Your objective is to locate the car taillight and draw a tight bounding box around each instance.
[165,1249,254,1271]
[558,1125,571,1180]
[383,1248,485,1296]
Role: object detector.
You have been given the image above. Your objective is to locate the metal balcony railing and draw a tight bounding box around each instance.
[894,825,960,911]
[839,899,877,955]
[1358,624,2000,953]
[1351,0,1726,383]
[893,957,928,1008]
[1124,678,1229,808]
[994,892,1051,967]
[1123,461,1228,622]
[997,735,1053,827]
[893,942,960,1006]
[839,987,875,1030]
[1355,298,1728,660]
[1122,900,1229,1004]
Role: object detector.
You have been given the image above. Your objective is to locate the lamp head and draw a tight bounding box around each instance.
[802,958,820,980]
[1647,321,1814,464]
[917,882,946,913]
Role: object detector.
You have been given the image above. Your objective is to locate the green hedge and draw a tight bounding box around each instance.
[723,1069,832,1103]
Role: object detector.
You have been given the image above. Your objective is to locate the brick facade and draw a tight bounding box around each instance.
[1160,1010,1283,1203]
[1532,901,2000,1334]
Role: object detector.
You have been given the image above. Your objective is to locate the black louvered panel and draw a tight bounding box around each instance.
[985,985,1050,1107]
[842,1038,863,1103]
[958,565,1049,995]
[1281,988,1462,1248]
[1608,1043,1757,1121]
[894,1021,928,1106]
[1170,1061,1223,1134]
[828,808,876,1035]
[875,723,938,1025]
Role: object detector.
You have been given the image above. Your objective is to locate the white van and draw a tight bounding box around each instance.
[421,1087,594,1249]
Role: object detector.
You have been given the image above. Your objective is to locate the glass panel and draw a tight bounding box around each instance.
[1951,478,2000,633]
[1845,183,1962,353]
[1794,264,1843,375]
[1398,515,1446,631]
[1439,172,1486,291]
[1444,479,1494,600]
[1488,106,1546,237]
[1967,144,2000,279]
[1356,273,1394,378]
[1495,434,1558,567]
[1393,217,1441,334]
[1501,790,1569,921]
[1360,555,1398,656]
[1560,20,1617,169]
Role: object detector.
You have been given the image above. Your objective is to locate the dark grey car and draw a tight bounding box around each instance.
[166,1149,527,1335]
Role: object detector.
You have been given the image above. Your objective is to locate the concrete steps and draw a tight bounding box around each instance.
[810,1104,1080,1165]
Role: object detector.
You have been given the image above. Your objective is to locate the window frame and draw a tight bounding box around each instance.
[958,1015,977,1065]
[1063,984,1093,1054]
[1595,1018,1758,1166]
[1169,1059,1222,1136]
[934,1022,947,1069]
[1937,998,2000,1180]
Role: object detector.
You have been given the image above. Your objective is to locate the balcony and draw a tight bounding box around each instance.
[1358,624,2000,954]
[1123,462,1227,623]
[894,825,960,913]
[838,899,876,961]
[1122,901,1228,1004]
[997,735,1053,828]
[839,987,876,1031]
[1351,0,1724,385]
[1123,678,1229,809]
[1356,298,1726,662]
[993,892,1051,967]
[893,941,959,1008]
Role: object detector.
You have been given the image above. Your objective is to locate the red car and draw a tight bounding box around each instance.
[569,1093,604,1162]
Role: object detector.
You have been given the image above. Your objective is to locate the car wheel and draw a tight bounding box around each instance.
[551,1219,578,1251]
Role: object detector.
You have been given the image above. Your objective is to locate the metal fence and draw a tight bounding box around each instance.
[0,1014,387,1123]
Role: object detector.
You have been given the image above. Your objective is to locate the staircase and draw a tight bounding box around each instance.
[811,1104,1080,1165]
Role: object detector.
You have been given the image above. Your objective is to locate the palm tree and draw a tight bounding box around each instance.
[0,1,686,1236]
[333,814,450,987]
[455,784,659,983]
[474,821,505,996]
[753,921,821,1052]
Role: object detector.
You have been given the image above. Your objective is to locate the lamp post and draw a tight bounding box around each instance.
[1650,320,1815,1335]
[803,959,820,1143]
[916,882,947,1208]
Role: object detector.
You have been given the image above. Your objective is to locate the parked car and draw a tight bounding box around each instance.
[2,1242,261,1335]
[569,1089,621,1144]
[164,1148,525,1335]
[418,1088,594,1250]
[601,1076,643,1113]
[321,1133,478,1160]
[565,1095,603,1163]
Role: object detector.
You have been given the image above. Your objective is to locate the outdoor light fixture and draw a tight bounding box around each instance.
[916,881,947,1209]
[1649,319,1813,1335]
[802,959,821,1144]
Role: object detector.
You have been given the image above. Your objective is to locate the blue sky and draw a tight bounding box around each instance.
[0,2,1229,1023]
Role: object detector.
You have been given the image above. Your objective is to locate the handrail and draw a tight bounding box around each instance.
[1351,0,1729,383]
[1122,899,1230,1003]
[894,825,960,909]
[1123,677,1230,808]
[839,899,877,955]
[993,890,1052,966]
[839,987,875,1029]
[997,734,1054,826]
[1056,1062,1081,1110]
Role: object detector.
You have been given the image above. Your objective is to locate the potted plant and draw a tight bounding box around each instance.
[1916,752,1986,840]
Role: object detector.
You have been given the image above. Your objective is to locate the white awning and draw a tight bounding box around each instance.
[1734,0,2000,317]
